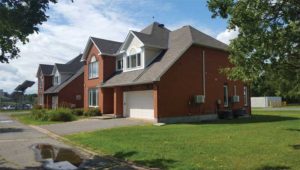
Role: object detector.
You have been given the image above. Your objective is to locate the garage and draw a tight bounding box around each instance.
[123,90,154,120]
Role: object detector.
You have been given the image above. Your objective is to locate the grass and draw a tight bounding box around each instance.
[11,113,60,125]
[66,110,300,170]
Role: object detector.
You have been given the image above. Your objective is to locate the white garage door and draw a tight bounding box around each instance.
[124,90,154,120]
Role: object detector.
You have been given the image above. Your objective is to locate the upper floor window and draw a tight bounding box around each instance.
[39,76,43,89]
[54,76,59,85]
[89,56,99,79]
[126,49,141,69]
[116,59,123,70]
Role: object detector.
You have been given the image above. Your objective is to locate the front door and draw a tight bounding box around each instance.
[52,96,58,109]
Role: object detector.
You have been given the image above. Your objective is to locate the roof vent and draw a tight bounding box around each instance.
[158,23,164,28]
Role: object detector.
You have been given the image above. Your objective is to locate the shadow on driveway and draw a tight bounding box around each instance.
[0,128,24,133]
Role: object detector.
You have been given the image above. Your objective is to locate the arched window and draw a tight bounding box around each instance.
[88,56,99,79]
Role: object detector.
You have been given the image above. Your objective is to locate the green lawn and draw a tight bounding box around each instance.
[11,113,60,125]
[66,110,300,170]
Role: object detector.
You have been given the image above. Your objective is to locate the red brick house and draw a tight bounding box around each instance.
[36,54,84,109]
[81,22,251,123]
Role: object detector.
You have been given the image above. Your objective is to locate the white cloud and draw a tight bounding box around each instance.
[1,0,142,94]
[216,28,239,44]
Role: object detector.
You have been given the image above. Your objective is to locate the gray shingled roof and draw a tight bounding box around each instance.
[131,22,170,49]
[44,67,84,94]
[91,37,122,55]
[54,54,83,74]
[39,64,54,76]
[102,24,228,87]
[44,54,84,94]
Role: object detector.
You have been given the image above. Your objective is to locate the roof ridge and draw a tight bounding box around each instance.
[90,37,122,44]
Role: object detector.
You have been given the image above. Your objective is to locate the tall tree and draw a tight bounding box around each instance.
[207,0,300,97]
[0,0,57,63]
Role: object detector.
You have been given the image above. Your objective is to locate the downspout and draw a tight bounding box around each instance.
[202,50,206,96]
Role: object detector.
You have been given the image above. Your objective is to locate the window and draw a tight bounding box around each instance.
[224,85,228,107]
[88,56,98,79]
[54,76,59,85]
[88,88,98,107]
[244,86,248,106]
[126,53,141,69]
[39,76,43,89]
[117,59,123,70]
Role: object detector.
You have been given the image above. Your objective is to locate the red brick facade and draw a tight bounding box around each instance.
[83,44,115,113]
[84,43,251,120]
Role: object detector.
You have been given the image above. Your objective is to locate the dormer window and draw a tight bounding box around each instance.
[126,49,141,69]
[116,59,123,70]
[88,56,99,79]
[54,76,59,85]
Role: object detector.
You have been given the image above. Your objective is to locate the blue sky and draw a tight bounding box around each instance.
[0,0,238,94]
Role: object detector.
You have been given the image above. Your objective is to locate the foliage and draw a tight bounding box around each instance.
[30,109,49,121]
[67,109,300,169]
[71,108,84,116]
[207,0,300,97]
[47,108,76,121]
[0,0,57,63]
[30,108,76,122]
[84,108,101,117]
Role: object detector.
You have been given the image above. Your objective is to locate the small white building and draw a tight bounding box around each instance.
[251,97,282,108]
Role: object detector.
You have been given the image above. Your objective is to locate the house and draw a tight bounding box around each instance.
[81,22,251,123]
[36,54,84,109]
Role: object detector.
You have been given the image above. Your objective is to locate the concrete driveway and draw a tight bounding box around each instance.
[0,113,149,170]
[0,113,71,169]
[39,117,149,135]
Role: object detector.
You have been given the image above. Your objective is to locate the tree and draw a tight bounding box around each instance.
[0,0,57,63]
[207,0,300,97]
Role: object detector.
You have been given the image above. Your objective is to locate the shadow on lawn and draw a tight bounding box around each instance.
[113,151,177,169]
[256,165,291,170]
[285,128,300,132]
[0,128,24,133]
[192,114,299,125]
[289,144,300,150]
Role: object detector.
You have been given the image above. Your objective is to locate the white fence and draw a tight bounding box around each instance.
[251,97,282,108]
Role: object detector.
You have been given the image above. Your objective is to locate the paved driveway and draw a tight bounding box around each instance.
[39,118,149,135]
[0,114,71,169]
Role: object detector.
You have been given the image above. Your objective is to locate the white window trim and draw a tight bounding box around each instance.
[224,85,229,107]
[244,86,248,106]
[88,56,99,79]
[125,53,142,71]
[88,88,99,107]
[116,58,123,71]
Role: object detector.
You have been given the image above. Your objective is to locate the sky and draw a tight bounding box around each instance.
[0,0,238,94]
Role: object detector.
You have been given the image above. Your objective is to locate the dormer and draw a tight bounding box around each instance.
[117,22,170,72]
[53,69,61,85]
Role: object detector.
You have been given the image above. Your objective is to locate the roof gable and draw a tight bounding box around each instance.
[81,37,122,61]
[36,64,54,77]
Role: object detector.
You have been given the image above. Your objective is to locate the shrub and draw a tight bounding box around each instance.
[71,108,84,116]
[84,108,101,117]
[33,105,43,110]
[30,109,49,121]
[48,108,76,122]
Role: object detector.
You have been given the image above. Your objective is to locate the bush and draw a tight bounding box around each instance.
[84,108,101,117]
[48,108,76,122]
[71,108,84,116]
[30,109,49,121]
[33,105,43,110]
